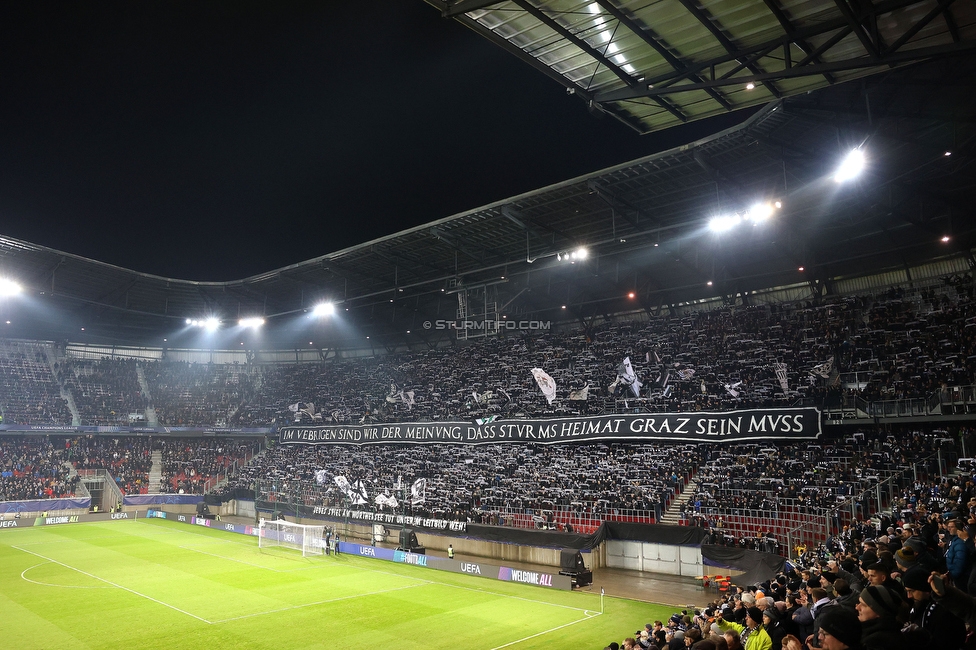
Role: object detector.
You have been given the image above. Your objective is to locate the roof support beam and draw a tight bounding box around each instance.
[597,40,976,101]
[675,0,783,98]
[884,0,956,56]
[594,0,733,111]
[511,0,688,123]
[762,0,836,84]
[439,0,504,18]
[832,0,883,59]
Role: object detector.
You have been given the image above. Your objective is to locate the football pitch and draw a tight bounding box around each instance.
[1,518,677,649]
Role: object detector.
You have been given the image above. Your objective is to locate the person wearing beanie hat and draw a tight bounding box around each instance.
[762,607,787,650]
[894,546,918,570]
[817,607,862,650]
[715,606,772,650]
[856,586,908,650]
[901,567,965,650]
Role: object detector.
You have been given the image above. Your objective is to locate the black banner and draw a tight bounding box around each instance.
[279,407,821,446]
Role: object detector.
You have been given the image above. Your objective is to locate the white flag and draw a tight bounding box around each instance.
[411,478,427,505]
[774,363,789,394]
[334,475,354,501]
[617,357,642,398]
[568,384,590,401]
[724,382,741,398]
[531,368,557,404]
[314,469,328,485]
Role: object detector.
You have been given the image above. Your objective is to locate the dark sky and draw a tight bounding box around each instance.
[0,1,751,281]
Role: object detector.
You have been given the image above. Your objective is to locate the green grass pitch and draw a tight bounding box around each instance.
[1,518,679,649]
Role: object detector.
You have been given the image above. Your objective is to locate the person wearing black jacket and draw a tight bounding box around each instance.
[855,586,910,650]
[901,566,966,650]
[763,608,788,650]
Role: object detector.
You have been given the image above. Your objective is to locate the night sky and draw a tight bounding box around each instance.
[0,1,753,281]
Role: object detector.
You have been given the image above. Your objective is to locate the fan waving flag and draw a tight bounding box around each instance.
[531,368,557,404]
[410,478,427,505]
[617,357,642,397]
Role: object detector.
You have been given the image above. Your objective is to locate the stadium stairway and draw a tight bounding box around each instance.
[149,450,163,492]
[135,365,158,426]
[42,343,81,425]
[660,476,699,526]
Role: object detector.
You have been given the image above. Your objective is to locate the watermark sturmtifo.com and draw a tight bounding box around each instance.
[423,320,551,330]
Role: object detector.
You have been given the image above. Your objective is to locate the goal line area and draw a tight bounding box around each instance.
[257,519,327,557]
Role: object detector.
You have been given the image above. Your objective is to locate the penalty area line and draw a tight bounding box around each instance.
[490,610,602,650]
[12,545,212,624]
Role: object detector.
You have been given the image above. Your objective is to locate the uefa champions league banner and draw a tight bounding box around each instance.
[279,407,821,446]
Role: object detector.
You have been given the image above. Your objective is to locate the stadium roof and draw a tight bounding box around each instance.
[0,55,974,350]
[426,0,975,134]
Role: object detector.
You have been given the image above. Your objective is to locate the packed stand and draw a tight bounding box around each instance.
[0,279,975,427]
[59,358,148,425]
[69,435,155,494]
[684,431,954,546]
[158,437,260,494]
[0,340,71,425]
[142,361,256,427]
[215,441,698,530]
[620,498,976,650]
[0,435,78,501]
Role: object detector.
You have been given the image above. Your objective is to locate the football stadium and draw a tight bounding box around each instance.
[3,2,976,649]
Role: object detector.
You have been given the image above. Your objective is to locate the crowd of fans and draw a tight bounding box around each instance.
[214,440,698,530]
[158,438,259,494]
[0,436,78,501]
[612,465,976,650]
[59,358,147,426]
[0,435,256,500]
[142,361,256,427]
[0,280,972,427]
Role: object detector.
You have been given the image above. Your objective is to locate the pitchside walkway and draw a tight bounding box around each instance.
[222,515,709,608]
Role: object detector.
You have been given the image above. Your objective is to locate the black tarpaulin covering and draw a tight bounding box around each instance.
[463,521,707,550]
[701,545,786,586]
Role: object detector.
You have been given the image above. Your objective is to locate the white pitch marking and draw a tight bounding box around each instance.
[20,562,112,589]
[210,582,426,624]
[12,545,212,623]
[489,610,602,650]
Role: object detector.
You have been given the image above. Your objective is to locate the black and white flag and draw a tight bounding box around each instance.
[609,357,642,397]
[410,478,427,506]
[774,363,789,394]
[810,357,833,379]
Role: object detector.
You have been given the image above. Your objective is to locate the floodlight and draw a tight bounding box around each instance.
[574,247,588,260]
[0,279,22,296]
[709,215,740,233]
[746,202,775,223]
[239,317,265,328]
[203,317,220,331]
[834,148,865,183]
[312,302,335,317]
